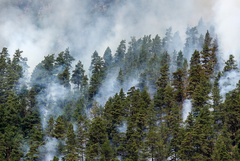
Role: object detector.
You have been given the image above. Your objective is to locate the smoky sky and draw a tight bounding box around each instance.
[0,0,239,72]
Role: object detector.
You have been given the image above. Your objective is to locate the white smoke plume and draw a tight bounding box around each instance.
[219,70,240,99]
[213,0,240,61]
[182,99,192,122]
[43,137,59,161]
[38,82,68,129]
[0,0,217,73]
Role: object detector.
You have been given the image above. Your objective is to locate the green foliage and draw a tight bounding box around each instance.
[1,30,240,161]
[71,60,85,90]
[65,123,78,161]
[58,67,70,88]
[223,54,238,72]
[89,52,106,101]
[114,40,126,65]
[103,47,113,67]
[54,115,66,140]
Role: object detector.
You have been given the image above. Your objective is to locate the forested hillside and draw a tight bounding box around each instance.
[1,20,240,161]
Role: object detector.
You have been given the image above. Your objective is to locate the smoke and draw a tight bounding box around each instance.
[38,82,68,129]
[95,68,139,106]
[213,0,240,61]
[0,0,218,73]
[42,137,59,161]
[118,120,127,133]
[182,99,192,122]
[219,70,240,99]
[2,0,240,159]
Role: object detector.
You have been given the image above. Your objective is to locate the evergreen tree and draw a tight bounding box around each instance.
[86,117,110,160]
[114,40,126,65]
[103,47,113,67]
[117,68,124,86]
[71,60,85,90]
[65,123,78,161]
[89,50,100,72]
[25,124,43,161]
[162,27,173,52]
[154,64,169,122]
[187,50,202,96]
[223,54,238,72]
[55,48,74,69]
[46,116,55,137]
[76,114,89,161]
[145,53,161,88]
[58,67,71,88]
[172,68,184,104]
[89,55,106,100]
[176,50,184,69]
[152,34,162,57]
[54,115,66,140]
[201,30,215,79]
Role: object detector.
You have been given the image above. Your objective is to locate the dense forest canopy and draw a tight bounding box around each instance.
[1,0,240,161]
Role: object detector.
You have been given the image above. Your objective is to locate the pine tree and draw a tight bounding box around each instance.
[172,68,184,104]
[145,53,161,88]
[114,40,126,65]
[154,64,169,122]
[191,75,210,117]
[201,30,215,79]
[71,60,85,90]
[58,67,70,88]
[223,54,238,72]
[176,50,184,69]
[76,114,89,161]
[187,50,202,96]
[89,55,106,101]
[117,68,124,86]
[25,124,43,161]
[103,47,113,67]
[152,34,162,57]
[54,115,66,140]
[86,117,110,160]
[46,116,55,137]
[162,27,173,52]
[65,123,78,161]
[55,48,74,69]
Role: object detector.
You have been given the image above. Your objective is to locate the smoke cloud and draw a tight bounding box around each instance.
[0,0,218,73]
[213,0,240,61]
[182,99,192,122]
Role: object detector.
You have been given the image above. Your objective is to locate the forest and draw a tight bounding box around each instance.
[1,18,240,161]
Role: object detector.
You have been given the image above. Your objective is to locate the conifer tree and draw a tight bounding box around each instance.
[86,117,110,160]
[46,116,55,137]
[58,67,70,88]
[103,47,113,67]
[114,40,126,65]
[145,53,161,88]
[55,48,74,69]
[54,115,66,140]
[71,60,85,90]
[187,50,202,96]
[154,64,169,122]
[76,114,89,161]
[162,27,173,52]
[152,34,162,57]
[176,50,184,69]
[223,54,238,72]
[25,124,43,161]
[65,123,78,161]
[201,30,215,79]
[117,68,124,86]
[172,68,184,104]
[89,55,106,101]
